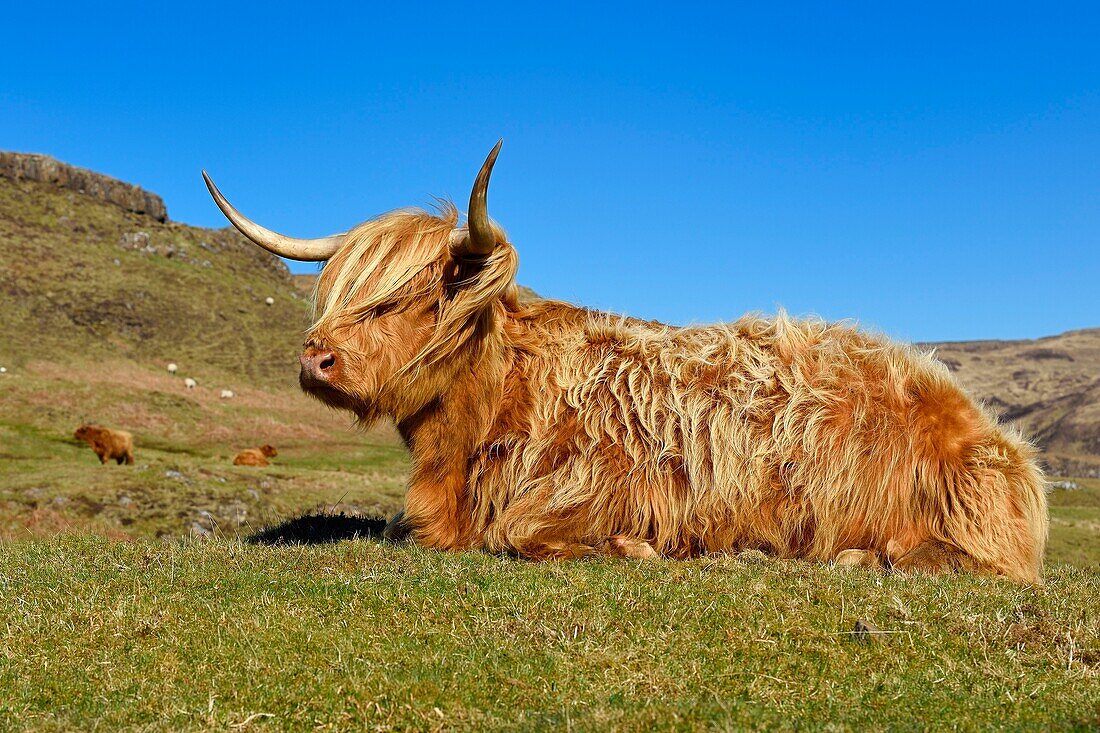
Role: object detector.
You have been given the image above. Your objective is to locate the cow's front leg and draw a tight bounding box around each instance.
[403,472,473,551]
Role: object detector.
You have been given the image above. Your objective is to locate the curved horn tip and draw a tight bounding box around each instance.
[462,140,504,257]
[478,139,503,181]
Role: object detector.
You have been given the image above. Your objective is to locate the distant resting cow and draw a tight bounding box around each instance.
[74,424,134,465]
[233,445,278,466]
[203,143,1049,582]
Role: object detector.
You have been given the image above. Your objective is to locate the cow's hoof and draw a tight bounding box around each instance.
[834,549,882,569]
[602,536,659,559]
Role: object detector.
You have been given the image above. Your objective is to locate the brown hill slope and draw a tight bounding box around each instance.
[922,329,1100,477]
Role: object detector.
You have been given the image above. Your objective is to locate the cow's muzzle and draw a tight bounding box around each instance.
[299,346,339,385]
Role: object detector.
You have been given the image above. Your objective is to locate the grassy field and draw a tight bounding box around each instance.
[0,358,408,542]
[0,536,1097,731]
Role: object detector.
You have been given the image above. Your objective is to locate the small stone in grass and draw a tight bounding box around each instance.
[851,619,886,642]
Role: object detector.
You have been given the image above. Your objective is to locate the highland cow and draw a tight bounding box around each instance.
[233,445,278,467]
[203,142,1048,582]
[74,424,134,465]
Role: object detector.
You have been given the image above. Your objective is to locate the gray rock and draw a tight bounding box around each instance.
[850,619,888,643]
[0,152,167,221]
[119,231,150,251]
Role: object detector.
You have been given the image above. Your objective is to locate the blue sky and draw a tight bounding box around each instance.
[2,2,1098,341]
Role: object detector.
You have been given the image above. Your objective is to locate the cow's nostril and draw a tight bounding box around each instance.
[319,353,336,371]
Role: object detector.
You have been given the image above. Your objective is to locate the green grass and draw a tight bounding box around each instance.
[0,421,408,542]
[0,539,1097,732]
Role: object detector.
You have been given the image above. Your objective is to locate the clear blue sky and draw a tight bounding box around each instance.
[3,3,1098,342]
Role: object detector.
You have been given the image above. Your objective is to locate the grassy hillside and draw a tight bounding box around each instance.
[0,172,309,384]
[0,162,409,541]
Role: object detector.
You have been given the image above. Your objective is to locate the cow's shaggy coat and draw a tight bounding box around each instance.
[299,207,1047,583]
[74,424,134,465]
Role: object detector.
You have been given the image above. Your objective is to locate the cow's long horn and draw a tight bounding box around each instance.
[455,140,502,257]
[202,171,344,262]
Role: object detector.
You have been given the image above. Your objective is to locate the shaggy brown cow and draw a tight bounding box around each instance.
[233,445,278,467]
[74,424,134,465]
[203,142,1048,582]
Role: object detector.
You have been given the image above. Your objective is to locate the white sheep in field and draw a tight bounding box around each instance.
[220,389,235,399]
[167,363,178,375]
[184,378,197,389]
[264,297,275,306]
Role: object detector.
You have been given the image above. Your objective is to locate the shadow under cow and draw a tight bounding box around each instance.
[247,513,388,545]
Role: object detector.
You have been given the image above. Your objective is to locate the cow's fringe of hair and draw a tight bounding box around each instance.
[311,205,458,329]
[309,204,518,375]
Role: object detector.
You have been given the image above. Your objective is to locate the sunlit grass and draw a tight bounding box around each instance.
[0,538,1096,731]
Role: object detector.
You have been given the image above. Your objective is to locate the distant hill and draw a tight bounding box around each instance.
[922,329,1100,477]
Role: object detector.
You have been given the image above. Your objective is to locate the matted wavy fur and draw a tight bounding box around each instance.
[305,207,1048,582]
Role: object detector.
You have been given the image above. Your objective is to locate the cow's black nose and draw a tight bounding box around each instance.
[300,347,339,383]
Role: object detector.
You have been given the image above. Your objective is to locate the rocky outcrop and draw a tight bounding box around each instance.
[0,152,167,221]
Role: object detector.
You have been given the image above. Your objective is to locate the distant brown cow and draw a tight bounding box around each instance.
[74,424,134,465]
[233,445,278,466]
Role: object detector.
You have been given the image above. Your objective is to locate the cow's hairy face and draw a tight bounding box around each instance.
[74,425,99,442]
[297,210,459,424]
[301,271,442,421]
[295,206,518,425]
